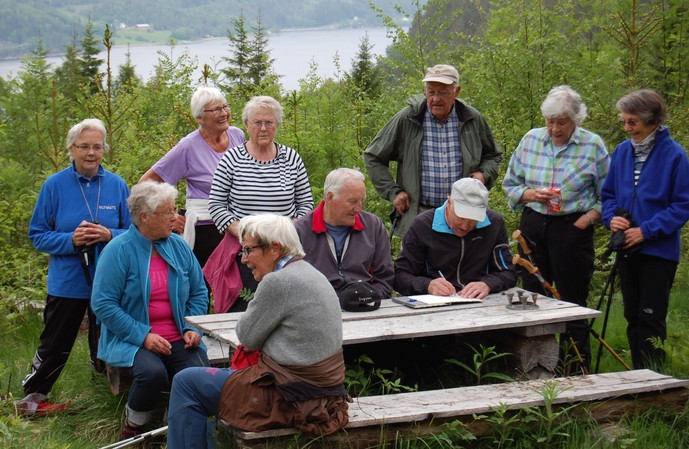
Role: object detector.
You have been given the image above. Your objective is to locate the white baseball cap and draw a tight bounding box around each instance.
[450,178,488,221]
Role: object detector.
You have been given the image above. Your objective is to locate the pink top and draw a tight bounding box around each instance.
[148,255,181,342]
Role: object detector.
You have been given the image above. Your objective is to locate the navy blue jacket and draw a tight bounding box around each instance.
[602,127,689,262]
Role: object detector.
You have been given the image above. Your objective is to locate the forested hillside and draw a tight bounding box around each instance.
[0,0,413,59]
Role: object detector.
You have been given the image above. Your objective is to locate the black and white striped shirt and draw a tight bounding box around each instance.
[208,143,313,232]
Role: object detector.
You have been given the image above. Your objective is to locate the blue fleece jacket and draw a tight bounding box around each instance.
[91,224,208,367]
[28,163,131,299]
[601,127,689,262]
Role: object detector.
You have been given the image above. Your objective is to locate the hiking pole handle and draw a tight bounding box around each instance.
[512,229,532,256]
[512,255,538,275]
[512,255,562,300]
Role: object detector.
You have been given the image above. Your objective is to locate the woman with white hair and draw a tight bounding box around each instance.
[92,181,210,440]
[502,85,610,374]
[166,214,348,449]
[208,96,313,311]
[17,118,131,416]
[140,86,245,267]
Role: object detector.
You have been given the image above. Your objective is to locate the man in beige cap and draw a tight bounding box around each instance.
[365,64,502,236]
[394,178,516,299]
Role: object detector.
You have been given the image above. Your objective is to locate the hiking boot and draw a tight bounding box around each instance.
[15,393,68,416]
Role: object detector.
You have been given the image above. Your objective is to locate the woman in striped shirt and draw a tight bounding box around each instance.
[208,96,313,309]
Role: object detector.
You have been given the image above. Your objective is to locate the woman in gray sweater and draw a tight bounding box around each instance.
[166,214,348,449]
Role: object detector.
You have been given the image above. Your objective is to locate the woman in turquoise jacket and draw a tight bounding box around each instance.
[92,181,209,440]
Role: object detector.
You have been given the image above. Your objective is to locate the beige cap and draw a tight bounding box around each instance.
[422,64,459,85]
[450,178,488,221]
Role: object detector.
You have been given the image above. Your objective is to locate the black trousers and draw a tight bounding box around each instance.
[617,252,676,370]
[519,208,595,370]
[191,224,224,268]
[23,295,98,396]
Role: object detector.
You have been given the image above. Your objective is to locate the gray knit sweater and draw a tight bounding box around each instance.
[236,260,343,365]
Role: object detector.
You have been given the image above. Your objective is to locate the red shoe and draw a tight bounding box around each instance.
[15,395,67,416]
[35,400,68,416]
[121,424,143,441]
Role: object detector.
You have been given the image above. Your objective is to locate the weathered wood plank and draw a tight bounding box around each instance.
[203,335,231,365]
[225,370,689,449]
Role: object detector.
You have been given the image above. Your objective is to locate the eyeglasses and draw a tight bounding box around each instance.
[250,120,277,129]
[619,118,640,127]
[240,244,266,256]
[153,209,177,218]
[424,90,454,99]
[204,105,230,115]
[73,144,105,153]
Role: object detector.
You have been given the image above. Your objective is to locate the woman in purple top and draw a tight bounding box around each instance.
[140,86,246,268]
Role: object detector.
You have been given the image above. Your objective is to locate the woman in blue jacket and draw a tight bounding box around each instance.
[602,89,689,370]
[17,118,130,416]
[92,181,209,440]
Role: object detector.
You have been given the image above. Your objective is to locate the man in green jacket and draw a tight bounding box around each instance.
[364,64,502,236]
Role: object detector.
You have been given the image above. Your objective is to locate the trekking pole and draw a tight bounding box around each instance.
[591,254,631,372]
[99,425,168,449]
[512,255,561,300]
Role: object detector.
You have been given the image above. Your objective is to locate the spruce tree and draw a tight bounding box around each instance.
[80,19,103,95]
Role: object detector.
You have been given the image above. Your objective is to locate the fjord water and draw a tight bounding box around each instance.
[0,27,391,91]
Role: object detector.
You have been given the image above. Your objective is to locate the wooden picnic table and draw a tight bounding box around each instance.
[186,287,602,378]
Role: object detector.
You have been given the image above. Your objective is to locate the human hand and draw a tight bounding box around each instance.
[609,216,631,232]
[458,281,490,299]
[623,227,645,249]
[144,333,171,356]
[172,214,186,234]
[392,191,410,215]
[524,188,555,204]
[183,330,201,349]
[73,220,113,247]
[428,277,457,296]
[469,171,485,184]
[227,221,240,237]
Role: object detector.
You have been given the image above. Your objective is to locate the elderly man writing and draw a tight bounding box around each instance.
[395,178,517,299]
[365,64,502,236]
[295,168,394,308]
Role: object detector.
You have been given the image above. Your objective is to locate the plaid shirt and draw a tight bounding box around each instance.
[420,109,462,206]
[503,126,609,215]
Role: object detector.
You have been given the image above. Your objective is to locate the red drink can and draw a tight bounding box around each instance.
[547,188,562,213]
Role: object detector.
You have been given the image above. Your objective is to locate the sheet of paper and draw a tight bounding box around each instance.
[408,294,481,304]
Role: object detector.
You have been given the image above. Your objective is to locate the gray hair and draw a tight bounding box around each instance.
[616,89,667,126]
[540,85,588,125]
[323,167,366,198]
[128,181,179,226]
[66,118,108,160]
[190,86,228,119]
[238,214,305,258]
[242,96,284,126]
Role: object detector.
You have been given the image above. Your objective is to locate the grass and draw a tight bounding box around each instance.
[110,29,176,46]
[2,262,689,448]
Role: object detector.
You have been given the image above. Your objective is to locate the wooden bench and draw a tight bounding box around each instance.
[219,369,689,449]
[106,336,231,396]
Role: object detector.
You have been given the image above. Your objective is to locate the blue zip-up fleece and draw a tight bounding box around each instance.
[602,127,689,262]
[91,224,208,367]
[29,163,131,299]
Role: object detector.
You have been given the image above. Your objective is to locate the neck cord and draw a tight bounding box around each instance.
[76,175,102,224]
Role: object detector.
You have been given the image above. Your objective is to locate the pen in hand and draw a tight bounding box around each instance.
[438,271,458,296]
